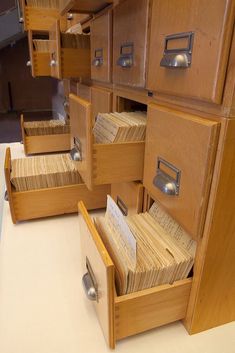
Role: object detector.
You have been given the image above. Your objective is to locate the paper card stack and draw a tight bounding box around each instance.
[93,111,147,144]
[24,120,70,136]
[61,33,90,49]
[11,153,82,192]
[94,196,195,295]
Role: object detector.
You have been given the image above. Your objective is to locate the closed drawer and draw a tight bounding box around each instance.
[147,0,235,104]
[111,181,144,215]
[4,148,110,224]
[78,201,192,348]
[49,20,90,79]
[69,93,144,190]
[112,0,149,87]
[90,9,112,82]
[143,104,220,240]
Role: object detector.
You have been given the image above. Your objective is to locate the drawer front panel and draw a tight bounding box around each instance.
[112,0,149,87]
[69,94,93,189]
[91,86,112,125]
[143,104,220,239]
[78,201,115,348]
[91,9,112,82]
[111,181,144,215]
[147,0,235,104]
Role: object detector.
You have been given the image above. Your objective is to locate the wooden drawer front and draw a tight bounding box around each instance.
[112,0,149,87]
[33,53,50,77]
[91,86,112,125]
[143,104,220,240]
[78,202,115,348]
[70,93,144,191]
[111,181,144,215]
[79,201,192,348]
[147,0,235,104]
[90,9,112,82]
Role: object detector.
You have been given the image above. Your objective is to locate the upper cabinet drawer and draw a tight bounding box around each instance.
[147,0,235,104]
[112,0,150,87]
[49,20,91,79]
[90,9,112,83]
[143,104,220,240]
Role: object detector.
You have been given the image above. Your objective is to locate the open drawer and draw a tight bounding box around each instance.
[49,20,91,79]
[21,115,71,155]
[4,148,110,224]
[20,0,67,31]
[78,201,192,348]
[27,31,51,77]
[143,104,220,240]
[59,0,113,15]
[69,93,145,190]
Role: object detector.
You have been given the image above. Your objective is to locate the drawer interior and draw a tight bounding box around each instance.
[70,94,147,190]
[79,200,193,347]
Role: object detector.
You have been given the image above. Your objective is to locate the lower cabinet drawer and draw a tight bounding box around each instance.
[78,201,192,348]
[4,148,110,224]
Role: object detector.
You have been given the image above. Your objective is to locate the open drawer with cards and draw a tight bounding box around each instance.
[4,148,110,224]
[21,115,71,155]
[78,199,193,348]
[27,31,51,77]
[69,93,146,190]
[143,104,220,240]
[49,20,91,79]
[20,0,67,31]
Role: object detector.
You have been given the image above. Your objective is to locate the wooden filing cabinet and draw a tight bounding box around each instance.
[20,0,67,31]
[4,148,110,224]
[27,31,50,77]
[21,115,71,156]
[49,20,91,79]
[147,0,235,105]
[69,92,145,190]
[112,0,150,87]
[90,8,112,82]
[111,181,144,215]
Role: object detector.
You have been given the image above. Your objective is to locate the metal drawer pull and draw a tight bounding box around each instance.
[70,137,82,161]
[117,43,133,68]
[26,60,31,67]
[160,32,194,68]
[19,17,24,23]
[82,273,97,301]
[50,59,56,67]
[117,196,128,216]
[92,48,103,67]
[67,13,73,20]
[153,158,181,196]
[4,191,8,202]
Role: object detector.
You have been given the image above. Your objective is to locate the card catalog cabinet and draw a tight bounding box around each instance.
[69,92,145,190]
[59,0,113,15]
[49,20,91,79]
[4,148,110,224]
[21,115,70,155]
[147,0,235,104]
[143,104,220,240]
[112,0,150,87]
[90,9,112,82]
[27,31,50,77]
[78,201,192,348]
[20,0,67,31]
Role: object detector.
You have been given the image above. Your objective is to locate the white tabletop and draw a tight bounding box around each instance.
[0,143,234,353]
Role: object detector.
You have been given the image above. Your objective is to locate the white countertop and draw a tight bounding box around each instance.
[0,143,234,353]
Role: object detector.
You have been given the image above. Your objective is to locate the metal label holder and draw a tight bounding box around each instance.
[153,157,181,196]
[117,42,134,68]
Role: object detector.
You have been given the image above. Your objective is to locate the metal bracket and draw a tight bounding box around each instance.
[153,157,181,196]
[160,32,194,68]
